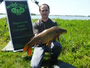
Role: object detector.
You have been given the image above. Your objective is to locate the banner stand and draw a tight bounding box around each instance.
[2,41,23,52]
[2,41,14,51]
[2,0,34,52]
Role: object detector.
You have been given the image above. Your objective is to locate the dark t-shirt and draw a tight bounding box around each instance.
[33,18,57,34]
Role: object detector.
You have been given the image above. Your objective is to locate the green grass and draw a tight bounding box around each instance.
[0,18,90,68]
[55,19,90,68]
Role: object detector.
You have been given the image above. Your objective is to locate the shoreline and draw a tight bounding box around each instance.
[0,14,90,20]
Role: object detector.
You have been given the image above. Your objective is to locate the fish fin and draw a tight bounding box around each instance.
[27,47,32,56]
[46,42,51,46]
[23,44,28,52]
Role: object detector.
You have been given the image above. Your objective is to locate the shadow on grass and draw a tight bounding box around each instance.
[42,54,76,68]
[42,59,76,68]
[23,56,32,61]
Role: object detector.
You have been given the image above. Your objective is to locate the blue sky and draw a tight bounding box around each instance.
[0,0,90,16]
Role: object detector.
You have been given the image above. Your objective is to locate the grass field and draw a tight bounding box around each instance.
[0,18,90,68]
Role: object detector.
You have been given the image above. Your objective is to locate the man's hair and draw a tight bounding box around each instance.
[39,4,50,11]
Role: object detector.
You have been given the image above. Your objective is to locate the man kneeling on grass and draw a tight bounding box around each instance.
[31,4,62,68]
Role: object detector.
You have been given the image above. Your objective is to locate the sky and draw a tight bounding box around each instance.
[0,0,90,16]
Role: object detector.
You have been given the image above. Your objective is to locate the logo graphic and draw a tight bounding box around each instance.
[7,2,27,15]
[11,7,25,15]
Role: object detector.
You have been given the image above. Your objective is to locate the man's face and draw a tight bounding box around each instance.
[39,5,50,19]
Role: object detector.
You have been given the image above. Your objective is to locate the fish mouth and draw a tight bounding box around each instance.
[60,30,67,34]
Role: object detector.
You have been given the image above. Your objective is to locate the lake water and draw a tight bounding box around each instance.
[31,15,90,20]
[0,15,90,20]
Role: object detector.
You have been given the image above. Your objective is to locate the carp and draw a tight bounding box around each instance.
[23,26,67,56]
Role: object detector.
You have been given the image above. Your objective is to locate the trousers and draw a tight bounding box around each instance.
[31,41,62,68]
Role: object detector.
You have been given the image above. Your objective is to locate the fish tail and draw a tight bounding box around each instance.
[23,44,28,52]
[27,47,32,56]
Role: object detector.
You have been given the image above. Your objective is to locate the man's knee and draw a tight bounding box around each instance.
[53,42,62,50]
[51,42,62,57]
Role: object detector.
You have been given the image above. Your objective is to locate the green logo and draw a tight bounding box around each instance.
[11,7,25,15]
[7,2,27,15]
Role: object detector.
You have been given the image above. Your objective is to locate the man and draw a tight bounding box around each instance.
[31,4,62,68]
